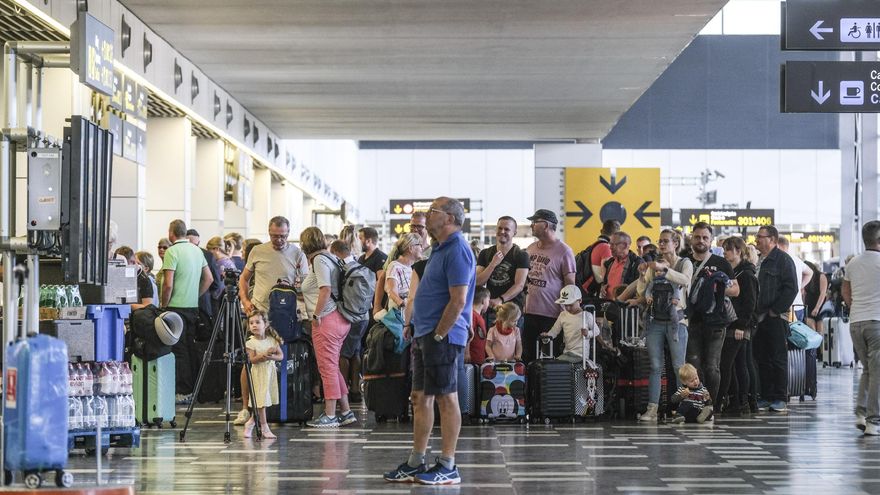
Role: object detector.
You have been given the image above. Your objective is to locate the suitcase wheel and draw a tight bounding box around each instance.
[23,472,41,489]
[376,415,387,423]
[518,417,527,424]
[170,419,178,428]
[835,363,842,369]
[55,470,74,488]
[544,417,551,425]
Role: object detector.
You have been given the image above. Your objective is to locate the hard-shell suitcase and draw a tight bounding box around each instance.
[4,334,73,488]
[479,361,527,421]
[823,317,855,368]
[616,306,668,419]
[527,340,574,424]
[458,364,479,419]
[132,352,176,428]
[574,334,604,419]
[364,375,410,422]
[787,343,806,400]
[266,341,314,424]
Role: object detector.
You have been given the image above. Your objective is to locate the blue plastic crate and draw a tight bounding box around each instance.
[86,304,131,362]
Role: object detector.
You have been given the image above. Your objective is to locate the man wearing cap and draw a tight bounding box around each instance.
[522,209,577,363]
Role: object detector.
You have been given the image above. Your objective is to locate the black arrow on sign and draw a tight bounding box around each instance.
[600,174,627,194]
[565,201,593,228]
[634,201,660,228]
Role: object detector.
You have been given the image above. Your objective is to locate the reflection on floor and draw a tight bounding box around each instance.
[62,367,879,494]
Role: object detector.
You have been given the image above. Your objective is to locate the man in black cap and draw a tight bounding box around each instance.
[522,209,577,363]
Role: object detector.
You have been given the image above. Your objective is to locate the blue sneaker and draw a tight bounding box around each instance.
[769,400,788,412]
[384,462,426,482]
[306,413,340,428]
[415,460,462,485]
[339,410,358,426]
[756,399,771,411]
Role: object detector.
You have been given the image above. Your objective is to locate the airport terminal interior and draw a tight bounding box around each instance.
[1,0,880,493]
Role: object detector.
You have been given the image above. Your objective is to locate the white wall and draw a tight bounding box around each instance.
[357,149,535,225]
[602,149,842,228]
[284,139,360,213]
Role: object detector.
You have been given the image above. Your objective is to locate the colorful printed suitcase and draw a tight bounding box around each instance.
[479,361,527,421]
[132,352,177,428]
[574,336,604,418]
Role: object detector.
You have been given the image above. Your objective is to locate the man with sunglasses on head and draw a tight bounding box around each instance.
[521,209,577,363]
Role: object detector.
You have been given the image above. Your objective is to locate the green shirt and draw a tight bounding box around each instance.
[161,239,207,308]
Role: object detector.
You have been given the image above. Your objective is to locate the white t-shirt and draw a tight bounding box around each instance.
[301,253,338,318]
[787,252,810,308]
[385,260,413,309]
[844,250,880,323]
[546,310,600,359]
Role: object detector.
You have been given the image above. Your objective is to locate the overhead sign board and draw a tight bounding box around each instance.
[679,209,775,228]
[564,168,660,250]
[783,0,880,51]
[783,61,880,113]
[70,13,114,96]
[390,218,470,237]
[389,198,470,215]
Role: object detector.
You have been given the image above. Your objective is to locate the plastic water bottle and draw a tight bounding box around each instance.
[108,362,120,395]
[108,396,119,428]
[81,396,95,430]
[122,395,135,427]
[96,363,111,395]
[68,396,83,431]
[120,362,133,394]
[82,364,94,396]
[93,395,108,428]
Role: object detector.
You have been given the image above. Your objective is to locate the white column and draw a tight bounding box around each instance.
[249,168,272,240]
[191,139,226,239]
[145,117,193,258]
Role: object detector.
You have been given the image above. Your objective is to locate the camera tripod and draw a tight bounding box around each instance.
[179,278,262,442]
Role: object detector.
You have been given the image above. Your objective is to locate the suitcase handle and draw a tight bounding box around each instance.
[537,337,553,359]
[582,308,598,368]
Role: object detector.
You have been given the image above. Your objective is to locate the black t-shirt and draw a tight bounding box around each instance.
[688,253,734,323]
[413,259,428,281]
[358,249,388,274]
[477,245,531,308]
[137,270,154,302]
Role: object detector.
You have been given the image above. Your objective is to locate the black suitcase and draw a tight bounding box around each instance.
[615,306,670,419]
[364,375,410,422]
[527,340,574,424]
[194,338,227,404]
[266,340,314,424]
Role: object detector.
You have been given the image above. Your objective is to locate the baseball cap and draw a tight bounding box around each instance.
[555,284,581,305]
[154,311,184,346]
[527,209,558,225]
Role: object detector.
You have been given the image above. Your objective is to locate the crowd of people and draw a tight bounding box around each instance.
[112,199,880,486]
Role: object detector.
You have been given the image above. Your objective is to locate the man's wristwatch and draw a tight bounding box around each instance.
[433,333,445,343]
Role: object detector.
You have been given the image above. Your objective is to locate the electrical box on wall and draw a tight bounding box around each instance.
[27,148,63,231]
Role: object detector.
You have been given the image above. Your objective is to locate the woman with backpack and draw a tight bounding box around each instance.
[638,229,694,422]
[718,236,759,416]
[299,227,357,428]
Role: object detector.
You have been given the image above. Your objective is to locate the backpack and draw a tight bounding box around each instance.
[575,239,608,299]
[688,269,717,316]
[128,305,172,361]
[688,267,736,325]
[268,279,303,342]
[319,254,376,323]
[649,278,676,322]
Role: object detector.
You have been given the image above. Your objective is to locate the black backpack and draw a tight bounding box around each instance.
[575,239,608,299]
[128,305,172,361]
[268,279,303,342]
[649,278,676,322]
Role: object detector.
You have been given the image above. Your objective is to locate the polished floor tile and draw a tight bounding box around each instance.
[58,367,880,494]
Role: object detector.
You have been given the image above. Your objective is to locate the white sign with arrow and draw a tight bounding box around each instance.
[811,80,831,104]
[811,20,834,40]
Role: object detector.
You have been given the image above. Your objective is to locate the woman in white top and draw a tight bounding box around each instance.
[384,233,424,311]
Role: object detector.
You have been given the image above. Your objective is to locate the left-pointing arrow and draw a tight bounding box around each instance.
[811,80,830,104]
[565,200,593,228]
[810,20,833,40]
[634,201,660,228]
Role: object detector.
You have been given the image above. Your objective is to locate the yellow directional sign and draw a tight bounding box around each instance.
[564,168,661,251]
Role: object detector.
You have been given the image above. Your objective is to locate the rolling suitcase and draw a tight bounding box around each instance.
[616,306,668,420]
[364,375,410,422]
[823,317,855,368]
[4,334,73,488]
[527,340,574,424]
[458,363,479,420]
[787,343,806,401]
[132,352,177,428]
[479,360,527,421]
[266,340,314,424]
[574,333,604,419]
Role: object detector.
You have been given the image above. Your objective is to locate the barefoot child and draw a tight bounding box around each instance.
[244,311,284,438]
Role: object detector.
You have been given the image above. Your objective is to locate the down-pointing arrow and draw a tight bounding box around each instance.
[600,174,627,194]
[565,200,593,228]
[634,201,660,228]
[811,80,830,104]
[810,20,833,41]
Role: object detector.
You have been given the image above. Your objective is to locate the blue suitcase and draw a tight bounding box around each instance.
[4,334,74,488]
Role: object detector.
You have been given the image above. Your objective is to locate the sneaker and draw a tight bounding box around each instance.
[857,414,867,432]
[306,413,340,428]
[756,399,771,411]
[175,393,192,405]
[638,403,658,423]
[233,409,251,425]
[339,410,358,426]
[865,422,880,436]
[769,400,787,413]
[670,415,685,424]
[415,460,462,485]
[697,405,714,423]
[383,462,427,482]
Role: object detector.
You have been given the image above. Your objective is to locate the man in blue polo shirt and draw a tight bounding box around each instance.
[384,197,475,486]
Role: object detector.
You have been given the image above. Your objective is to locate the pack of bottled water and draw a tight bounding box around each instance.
[68,361,136,431]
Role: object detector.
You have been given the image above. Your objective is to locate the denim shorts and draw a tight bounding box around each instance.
[412,333,464,396]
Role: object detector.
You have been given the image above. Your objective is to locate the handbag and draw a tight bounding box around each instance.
[788,320,823,350]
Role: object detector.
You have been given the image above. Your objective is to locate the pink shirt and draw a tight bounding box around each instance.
[486,325,522,361]
[525,240,577,318]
